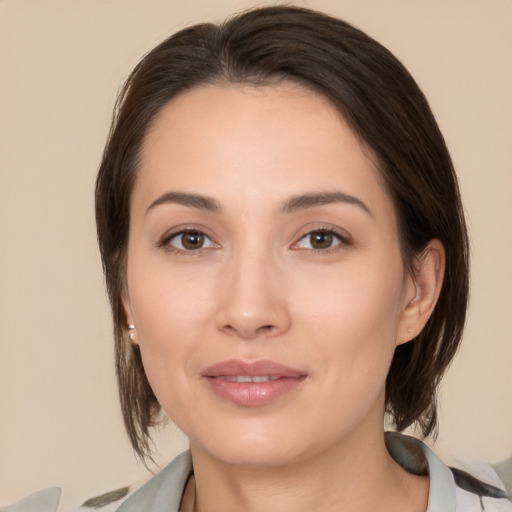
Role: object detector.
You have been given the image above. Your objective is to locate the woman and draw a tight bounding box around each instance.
[6,5,510,512]
[88,6,511,511]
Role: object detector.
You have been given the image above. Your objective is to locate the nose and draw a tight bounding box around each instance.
[215,250,291,340]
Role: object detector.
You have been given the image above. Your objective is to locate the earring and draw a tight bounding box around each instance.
[127,324,136,343]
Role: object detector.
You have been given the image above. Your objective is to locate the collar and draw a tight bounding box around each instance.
[118,433,457,512]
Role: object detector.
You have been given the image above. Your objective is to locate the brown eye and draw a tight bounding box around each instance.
[295,229,343,250]
[182,231,204,249]
[169,230,213,251]
[310,231,334,249]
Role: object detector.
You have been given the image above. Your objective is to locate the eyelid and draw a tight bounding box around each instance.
[157,225,220,253]
[290,225,352,252]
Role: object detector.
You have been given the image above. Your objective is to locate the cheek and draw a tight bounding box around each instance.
[290,256,405,389]
[293,257,405,341]
[127,247,216,335]
[125,257,218,401]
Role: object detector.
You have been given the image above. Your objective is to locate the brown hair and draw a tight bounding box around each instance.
[96,6,469,460]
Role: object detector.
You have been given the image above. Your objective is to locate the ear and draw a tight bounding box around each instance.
[396,239,445,345]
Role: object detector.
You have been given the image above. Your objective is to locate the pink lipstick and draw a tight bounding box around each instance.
[202,359,307,406]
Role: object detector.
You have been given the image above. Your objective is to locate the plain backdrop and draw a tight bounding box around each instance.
[1,0,511,509]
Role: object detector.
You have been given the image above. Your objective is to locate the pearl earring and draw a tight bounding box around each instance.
[127,324,136,342]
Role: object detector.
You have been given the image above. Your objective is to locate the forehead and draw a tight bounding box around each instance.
[135,82,393,221]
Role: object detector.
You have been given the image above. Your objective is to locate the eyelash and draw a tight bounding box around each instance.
[157,227,217,256]
[157,227,350,256]
[292,228,350,254]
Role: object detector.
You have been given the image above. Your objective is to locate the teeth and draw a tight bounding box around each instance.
[252,376,279,383]
[226,376,252,383]
[221,376,280,383]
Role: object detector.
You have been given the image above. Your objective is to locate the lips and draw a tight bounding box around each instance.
[201,359,307,406]
[221,375,280,383]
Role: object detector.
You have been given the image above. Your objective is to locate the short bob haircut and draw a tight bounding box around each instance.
[96,5,469,460]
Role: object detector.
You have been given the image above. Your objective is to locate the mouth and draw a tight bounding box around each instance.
[218,375,281,383]
[201,359,307,407]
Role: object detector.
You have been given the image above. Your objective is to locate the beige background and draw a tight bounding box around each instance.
[1,0,511,509]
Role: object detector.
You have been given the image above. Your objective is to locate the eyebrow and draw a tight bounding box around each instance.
[146,191,222,215]
[145,190,372,217]
[280,191,372,216]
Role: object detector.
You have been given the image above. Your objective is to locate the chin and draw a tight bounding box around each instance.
[203,441,304,468]
[188,417,328,469]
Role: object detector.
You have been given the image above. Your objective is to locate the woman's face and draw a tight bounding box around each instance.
[124,83,417,467]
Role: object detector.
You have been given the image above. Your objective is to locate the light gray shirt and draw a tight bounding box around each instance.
[3,433,511,512]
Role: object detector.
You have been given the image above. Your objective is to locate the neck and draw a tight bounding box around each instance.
[181,426,429,512]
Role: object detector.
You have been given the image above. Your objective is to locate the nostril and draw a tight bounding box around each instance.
[255,324,276,335]
[221,322,277,339]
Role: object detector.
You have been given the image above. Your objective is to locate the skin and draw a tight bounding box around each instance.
[123,83,445,512]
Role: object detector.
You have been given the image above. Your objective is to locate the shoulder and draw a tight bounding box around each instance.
[451,458,512,512]
[76,450,192,512]
[2,451,191,512]
[385,432,512,512]
[1,487,62,512]
[494,455,512,498]
[74,483,141,512]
